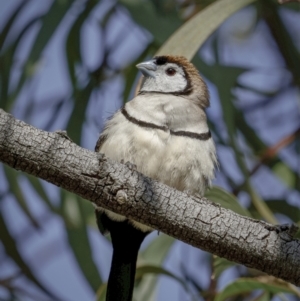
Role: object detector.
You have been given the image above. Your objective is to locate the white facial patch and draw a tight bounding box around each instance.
[141,63,187,93]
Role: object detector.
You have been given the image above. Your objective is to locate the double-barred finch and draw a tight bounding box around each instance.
[95,55,218,301]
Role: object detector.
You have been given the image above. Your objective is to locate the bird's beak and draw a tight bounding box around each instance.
[136,60,157,78]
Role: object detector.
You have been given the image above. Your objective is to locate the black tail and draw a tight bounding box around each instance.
[96,212,149,301]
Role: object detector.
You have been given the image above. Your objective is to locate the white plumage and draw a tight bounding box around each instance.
[96,55,217,232]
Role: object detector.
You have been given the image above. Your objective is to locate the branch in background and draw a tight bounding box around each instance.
[234,127,300,195]
[252,127,300,174]
[278,0,300,3]
[1,108,300,286]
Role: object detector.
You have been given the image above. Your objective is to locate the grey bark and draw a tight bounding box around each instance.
[1,108,300,286]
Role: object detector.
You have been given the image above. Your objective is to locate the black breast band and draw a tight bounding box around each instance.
[121,107,211,141]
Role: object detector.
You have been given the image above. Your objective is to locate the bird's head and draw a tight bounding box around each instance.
[136,55,209,108]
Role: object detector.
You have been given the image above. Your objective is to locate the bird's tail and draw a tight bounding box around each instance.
[97,212,149,301]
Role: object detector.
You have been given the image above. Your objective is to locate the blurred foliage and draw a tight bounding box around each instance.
[0,0,300,300]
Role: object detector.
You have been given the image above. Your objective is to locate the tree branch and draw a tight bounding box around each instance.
[1,108,300,286]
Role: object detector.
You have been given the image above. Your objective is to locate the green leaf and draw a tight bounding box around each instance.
[283,3,300,12]
[66,80,94,144]
[64,0,102,144]
[267,200,300,223]
[206,186,252,217]
[59,191,102,292]
[120,0,182,45]
[0,16,40,110]
[0,0,29,50]
[3,166,39,228]
[156,0,256,59]
[194,57,247,137]
[65,0,99,86]
[96,283,107,301]
[0,1,35,109]
[27,0,74,66]
[213,256,235,279]
[11,0,74,101]
[272,162,297,189]
[0,212,62,300]
[254,292,271,301]
[236,82,278,98]
[248,187,277,224]
[25,175,58,213]
[215,277,300,301]
[234,105,300,197]
[135,264,188,291]
[260,0,300,87]
[196,57,277,224]
[140,234,175,264]
[134,235,175,300]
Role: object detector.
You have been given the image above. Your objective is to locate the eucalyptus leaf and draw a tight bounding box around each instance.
[234,106,299,195]
[3,166,39,228]
[134,235,175,300]
[65,0,99,86]
[25,175,58,213]
[0,16,40,110]
[66,81,94,144]
[12,0,74,101]
[254,292,271,301]
[267,200,300,223]
[0,0,30,109]
[120,0,182,45]
[260,0,300,85]
[59,190,102,291]
[195,56,277,224]
[213,255,235,279]
[156,0,256,59]
[206,186,251,217]
[0,0,28,50]
[96,283,107,301]
[215,277,300,301]
[273,162,297,189]
[140,234,175,264]
[0,212,63,301]
[135,264,188,291]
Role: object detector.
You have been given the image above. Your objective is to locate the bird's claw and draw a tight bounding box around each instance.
[55,130,73,142]
[121,159,137,171]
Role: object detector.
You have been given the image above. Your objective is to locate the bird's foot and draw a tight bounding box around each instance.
[183,189,192,196]
[121,160,137,171]
[55,130,73,142]
[183,190,203,200]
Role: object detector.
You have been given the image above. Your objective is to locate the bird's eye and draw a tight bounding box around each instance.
[165,68,176,76]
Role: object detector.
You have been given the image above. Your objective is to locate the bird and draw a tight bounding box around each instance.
[95,55,217,301]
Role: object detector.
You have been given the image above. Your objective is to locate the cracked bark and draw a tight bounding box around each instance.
[1,108,300,286]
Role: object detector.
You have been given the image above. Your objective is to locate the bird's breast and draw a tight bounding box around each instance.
[100,109,216,196]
